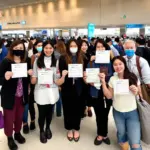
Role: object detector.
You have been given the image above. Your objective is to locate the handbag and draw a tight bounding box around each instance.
[136,56,150,104]
[137,96,150,144]
[0,111,4,129]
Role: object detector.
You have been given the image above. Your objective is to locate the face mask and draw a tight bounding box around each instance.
[0,48,2,54]
[125,49,135,57]
[70,47,78,53]
[37,47,42,52]
[13,50,25,57]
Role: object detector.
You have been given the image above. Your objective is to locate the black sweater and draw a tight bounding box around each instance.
[0,58,31,109]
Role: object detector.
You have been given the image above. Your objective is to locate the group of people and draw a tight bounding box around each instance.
[0,35,150,150]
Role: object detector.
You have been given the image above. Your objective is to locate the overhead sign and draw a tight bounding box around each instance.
[88,23,95,39]
[125,24,144,28]
[41,30,48,35]
[7,20,26,25]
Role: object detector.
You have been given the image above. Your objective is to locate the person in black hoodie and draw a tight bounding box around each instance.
[0,40,33,150]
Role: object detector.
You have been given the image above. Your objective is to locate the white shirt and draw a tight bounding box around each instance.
[109,75,139,112]
[124,55,150,84]
[33,57,60,105]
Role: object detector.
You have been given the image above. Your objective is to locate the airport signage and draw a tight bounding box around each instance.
[7,20,26,25]
[125,24,144,28]
[88,23,95,39]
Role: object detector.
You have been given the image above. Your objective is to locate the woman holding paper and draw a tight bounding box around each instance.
[0,40,33,150]
[59,39,84,142]
[31,41,67,144]
[99,56,142,150]
[84,40,113,146]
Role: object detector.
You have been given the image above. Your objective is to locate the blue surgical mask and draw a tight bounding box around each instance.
[37,47,42,52]
[125,49,135,57]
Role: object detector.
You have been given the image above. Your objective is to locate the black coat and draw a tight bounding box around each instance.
[136,47,150,66]
[0,58,31,109]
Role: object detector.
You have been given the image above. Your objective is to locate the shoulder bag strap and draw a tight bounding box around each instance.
[136,56,142,79]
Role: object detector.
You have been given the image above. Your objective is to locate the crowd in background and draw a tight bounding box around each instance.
[0,35,150,150]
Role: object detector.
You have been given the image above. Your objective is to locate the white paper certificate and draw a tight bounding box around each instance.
[38,69,53,85]
[86,68,100,83]
[68,64,83,78]
[95,51,110,64]
[114,79,129,95]
[11,63,27,78]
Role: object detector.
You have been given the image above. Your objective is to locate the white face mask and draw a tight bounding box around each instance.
[0,48,2,54]
[70,47,78,53]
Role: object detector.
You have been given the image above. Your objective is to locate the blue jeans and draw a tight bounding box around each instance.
[113,108,142,150]
[23,104,29,123]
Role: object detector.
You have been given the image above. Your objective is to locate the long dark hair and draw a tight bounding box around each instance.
[79,40,90,59]
[37,41,56,68]
[64,39,83,64]
[112,56,138,86]
[33,40,43,54]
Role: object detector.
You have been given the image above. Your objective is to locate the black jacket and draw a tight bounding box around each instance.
[136,47,150,66]
[0,58,31,109]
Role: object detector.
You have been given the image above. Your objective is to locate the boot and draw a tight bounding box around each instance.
[8,137,18,150]
[30,121,36,130]
[23,124,29,134]
[14,132,26,144]
[120,142,129,150]
[40,131,47,143]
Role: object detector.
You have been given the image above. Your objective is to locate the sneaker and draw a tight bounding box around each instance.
[8,137,18,150]
[14,132,26,144]
[30,121,36,130]
[40,132,47,143]
[23,124,29,134]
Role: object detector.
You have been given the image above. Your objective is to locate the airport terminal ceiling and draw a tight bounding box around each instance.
[0,0,150,29]
[0,0,55,9]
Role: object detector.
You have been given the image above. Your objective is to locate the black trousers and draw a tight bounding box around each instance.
[29,84,35,121]
[37,104,54,132]
[61,86,83,131]
[80,84,92,116]
[92,89,112,137]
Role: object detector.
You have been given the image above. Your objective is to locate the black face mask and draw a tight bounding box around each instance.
[13,50,25,57]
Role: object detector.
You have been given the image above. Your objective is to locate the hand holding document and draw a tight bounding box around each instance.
[86,68,100,83]
[68,64,83,78]
[95,51,110,64]
[114,79,129,95]
[38,69,53,84]
[11,63,27,78]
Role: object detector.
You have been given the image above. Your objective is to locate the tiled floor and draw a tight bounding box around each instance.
[0,108,150,150]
